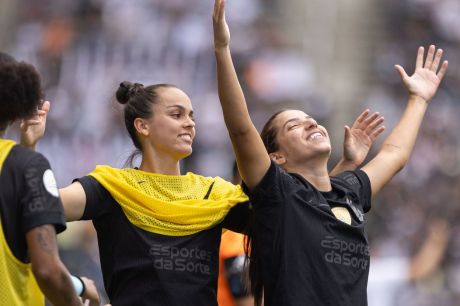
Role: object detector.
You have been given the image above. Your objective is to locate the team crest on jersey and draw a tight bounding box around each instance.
[43,169,59,197]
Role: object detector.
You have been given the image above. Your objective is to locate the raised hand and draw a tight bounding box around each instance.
[20,100,50,150]
[343,109,385,167]
[213,0,230,49]
[395,45,448,102]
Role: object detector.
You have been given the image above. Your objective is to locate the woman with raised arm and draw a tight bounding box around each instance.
[22,6,382,306]
[212,1,448,305]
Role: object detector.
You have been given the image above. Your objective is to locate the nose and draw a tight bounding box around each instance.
[303,117,318,130]
[185,116,195,128]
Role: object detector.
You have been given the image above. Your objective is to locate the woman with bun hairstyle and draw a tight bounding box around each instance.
[26,9,383,306]
[0,52,100,306]
[212,0,449,305]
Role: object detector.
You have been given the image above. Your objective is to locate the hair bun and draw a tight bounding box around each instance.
[116,81,133,104]
[116,81,144,105]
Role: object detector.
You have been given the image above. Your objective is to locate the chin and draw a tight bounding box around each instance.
[176,147,193,160]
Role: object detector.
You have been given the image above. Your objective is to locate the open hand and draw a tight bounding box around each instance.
[213,0,230,49]
[395,45,448,102]
[343,109,385,167]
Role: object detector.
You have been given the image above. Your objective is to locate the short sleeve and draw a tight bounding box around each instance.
[333,170,372,213]
[242,161,293,210]
[20,153,66,234]
[222,202,252,233]
[74,176,112,220]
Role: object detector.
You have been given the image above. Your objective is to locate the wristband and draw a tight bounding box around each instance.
[70,275,86,296]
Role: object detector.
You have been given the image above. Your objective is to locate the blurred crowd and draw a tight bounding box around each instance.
[2,0,460,305]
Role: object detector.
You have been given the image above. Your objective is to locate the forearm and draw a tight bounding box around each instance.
[28,225,82,306]
[34,264,82,306]
[215,46,254,136]
[379,95,428,165]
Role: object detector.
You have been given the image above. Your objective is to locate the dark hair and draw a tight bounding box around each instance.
[260,109,287,153]
[0,61,43,128]
[0,52,16,64]
[115,81,177,160]
[242,109,288,306]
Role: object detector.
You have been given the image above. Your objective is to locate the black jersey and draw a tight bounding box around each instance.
[245,161,371,306]
[0,145,66,262]
[76,175,250,306]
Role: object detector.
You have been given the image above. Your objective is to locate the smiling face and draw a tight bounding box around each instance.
[269,110,331,166]
[142,87,196,160]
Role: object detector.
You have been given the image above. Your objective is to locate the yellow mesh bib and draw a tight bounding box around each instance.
[89,166,249,236]
[0,139,44,305]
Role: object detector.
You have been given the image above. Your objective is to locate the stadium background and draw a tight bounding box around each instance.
[1,0,460,305]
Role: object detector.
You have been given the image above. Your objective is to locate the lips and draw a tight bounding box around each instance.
[178,133,193,142]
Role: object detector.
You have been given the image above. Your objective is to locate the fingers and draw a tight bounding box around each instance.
[423,45,435,69]
[352,110,382,130]
[430,48,443,72]
[219,0,225,20]
[40,100,50,112]
[365,116,384,133]
[213,0,225,20]
[213,0,219,18]
[371,125,385,140]
[363,112,380,126]
[394,64,408,80]
[344,125,351,139]
[415,46,424,69]
[353,109,370,125]
[437,60,449,81]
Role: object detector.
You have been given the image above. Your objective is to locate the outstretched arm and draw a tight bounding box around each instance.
[213,0,270,189]
[362,45,448,196]
[18,101,87,221]
[330,109,385,176]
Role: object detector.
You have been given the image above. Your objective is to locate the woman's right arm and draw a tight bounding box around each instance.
[59,182,86,221]
[213,0,270,189]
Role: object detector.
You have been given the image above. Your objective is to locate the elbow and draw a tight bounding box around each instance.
[393,154,409,173]
[228,127,251,140]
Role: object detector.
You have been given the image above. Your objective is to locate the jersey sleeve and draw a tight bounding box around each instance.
[333,170,372,213]
[20,153,66,234]
[242,161,292,210]
[222,202,252,233]
[74,176,112,220]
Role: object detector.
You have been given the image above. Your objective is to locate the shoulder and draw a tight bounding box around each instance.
[6,145,49,170]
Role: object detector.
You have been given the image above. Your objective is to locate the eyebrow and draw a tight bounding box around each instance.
[282,115,312,130]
